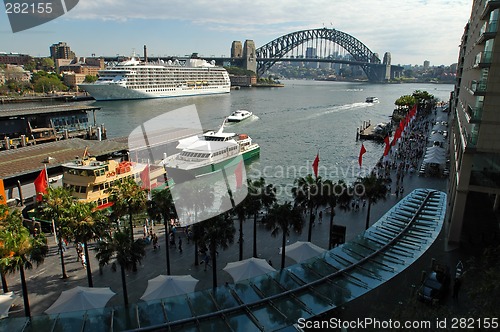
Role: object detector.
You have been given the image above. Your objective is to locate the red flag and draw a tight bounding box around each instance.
[140,164,150,190]
[312,153,320,178]
[34,168,48,202]
[383,135,391,156]
[358,144,366,167]
[235,160,243,189]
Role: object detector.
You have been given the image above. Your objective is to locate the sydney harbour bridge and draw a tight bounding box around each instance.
[105,28,403,83]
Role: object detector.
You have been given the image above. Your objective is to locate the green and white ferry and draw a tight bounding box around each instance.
[161,125,260,178]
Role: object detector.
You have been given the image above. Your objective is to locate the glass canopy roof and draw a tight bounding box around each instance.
[1,188,446,332]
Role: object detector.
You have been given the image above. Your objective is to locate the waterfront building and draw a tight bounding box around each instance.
[448,0,500,244]
[0,52,33,66]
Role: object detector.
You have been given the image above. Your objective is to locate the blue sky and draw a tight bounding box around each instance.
[1,0,472,66]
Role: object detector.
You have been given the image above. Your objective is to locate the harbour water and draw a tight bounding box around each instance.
[91,80,453,198]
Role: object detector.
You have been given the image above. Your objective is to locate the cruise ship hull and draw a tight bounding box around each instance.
[79,83,230,101]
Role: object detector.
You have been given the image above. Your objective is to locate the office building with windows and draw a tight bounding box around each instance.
[448,0,500,244]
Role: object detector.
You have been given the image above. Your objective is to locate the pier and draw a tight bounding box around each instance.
[356,119,391,141]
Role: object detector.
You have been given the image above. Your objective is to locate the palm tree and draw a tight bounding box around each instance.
[246,177,276,258]
[39,186,74,279]
[109,177,148,242]
[174,182,214,266]
[322,179,352,249]
[0,198,10,292]
[357,174,388,230]
[264,202,304,270]
[199,214,235,289]
[0,209,48,317]
[148,188,177,275]
[95,226,146,306]
[69,201,107,287]
[292,174,323,242]
[233,201,246,261]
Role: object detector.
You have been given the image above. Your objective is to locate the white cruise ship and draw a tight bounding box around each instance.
[78,57,231,101]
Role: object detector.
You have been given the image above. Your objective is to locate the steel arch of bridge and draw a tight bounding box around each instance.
[256,28,383,80]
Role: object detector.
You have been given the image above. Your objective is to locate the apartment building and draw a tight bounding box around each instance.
[448,0,500,244]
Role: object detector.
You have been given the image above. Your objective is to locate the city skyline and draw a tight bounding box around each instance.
[1,0,472,66]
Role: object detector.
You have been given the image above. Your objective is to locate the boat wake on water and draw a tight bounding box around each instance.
[303,102,373,120]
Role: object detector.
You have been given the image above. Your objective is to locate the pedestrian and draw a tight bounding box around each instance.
[452,277,462,299]
[318,211,323,224]
[152,233,158,251]
[178,237,183,253]
[204,253,211,271]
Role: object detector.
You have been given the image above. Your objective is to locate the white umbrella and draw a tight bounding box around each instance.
[45,286,115,315]
[423,154,446,165]
[428,133,446,143]
[0,292,17,319]
[140,275,199,301]
[280,241,327,262]
[223,257,276,282]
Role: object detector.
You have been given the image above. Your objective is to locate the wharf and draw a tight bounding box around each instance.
[356,119,390,141]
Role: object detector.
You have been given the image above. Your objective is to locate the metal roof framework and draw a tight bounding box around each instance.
[0,188,446,332]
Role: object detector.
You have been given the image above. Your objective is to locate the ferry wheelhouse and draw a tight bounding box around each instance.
[161,125,260,177]
[62,157,165,208]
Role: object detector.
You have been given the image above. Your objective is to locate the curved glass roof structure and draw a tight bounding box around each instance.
[1,188,446,332]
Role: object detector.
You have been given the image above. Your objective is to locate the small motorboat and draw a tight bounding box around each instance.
[366,97,379,103]
[227,110,253,122]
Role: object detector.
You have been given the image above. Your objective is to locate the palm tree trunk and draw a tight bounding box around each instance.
[328,208,335,250]
[1,271,8,292]
[120,264,129,306]
[238,218,243,261]
[194,242,199,266]
[83,240,93,287]
[20,266,30,317]
[164,221,171,275]
[58,234,68,279]
[253,214,257,258]
[128,207,134,242]
[281,231,286,270]
[211,242,217,289]
[365,200,372,230]
[307,205,314,242]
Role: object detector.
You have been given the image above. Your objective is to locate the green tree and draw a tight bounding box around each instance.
[357,174,388,230]
[95,226,146,306]
[148,188,177,275]
[40,57,54,71]
[246,177,276,258]
[292,174,323,242]
[33,76,66,93]
[0,210,48,317]
[69,201,107,287]
[174,182,214,266]
[199,214,235,289]
[84,75,98,83]
[264,202,304,270]
[109,177,148,242]
[322,179,351,249]
[39,187,74,279]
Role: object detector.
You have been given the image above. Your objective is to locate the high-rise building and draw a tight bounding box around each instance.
[448,0,500,245]
[50,42,75,61]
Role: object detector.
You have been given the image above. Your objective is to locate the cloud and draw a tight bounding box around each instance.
[16,0,472,64]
